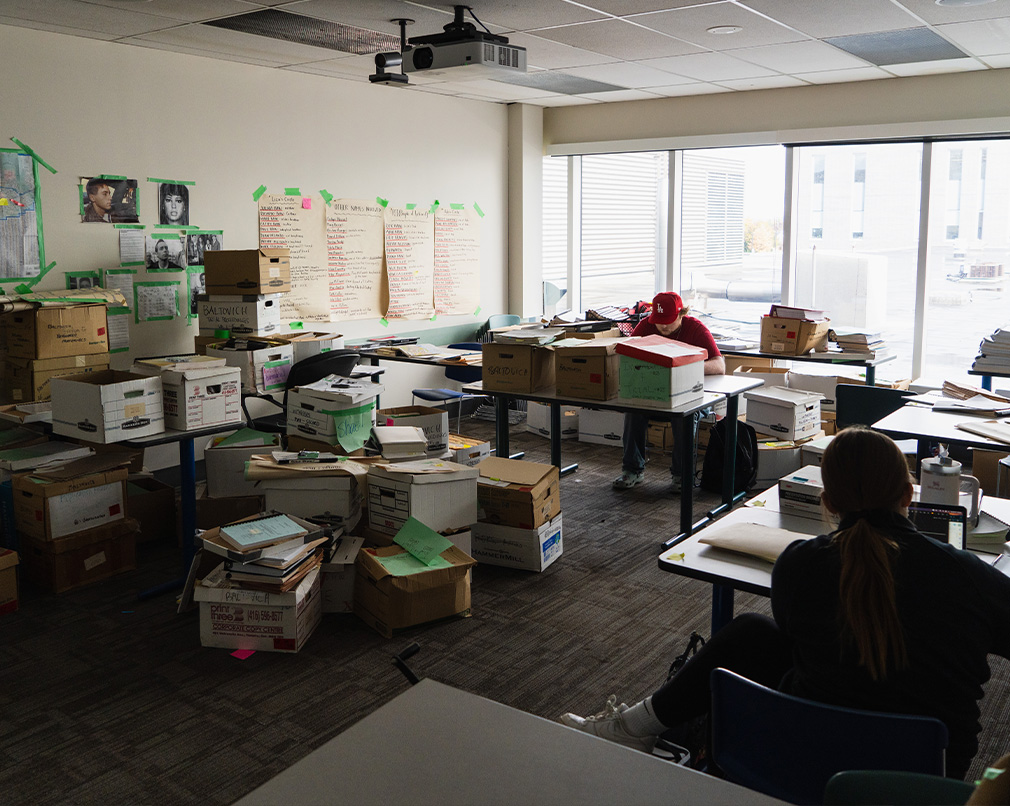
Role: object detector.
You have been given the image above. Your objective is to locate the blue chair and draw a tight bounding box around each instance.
[824,770,975,805]
[709,668,948,805]
[411,342,485,432]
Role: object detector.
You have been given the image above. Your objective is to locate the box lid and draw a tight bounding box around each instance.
[615,335,707,367]
[356,544,475,586]
[162,366,242,382]
[745,386,823,406]
[368,458,479,482]
[477,456,555,487]
[780,465,823,485]
[322,536,364,568]
[133,355,228,374]
[552,337,622,356]
[0,549,18,572]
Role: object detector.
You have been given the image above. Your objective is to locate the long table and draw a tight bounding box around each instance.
[719,347,896,386]
[464,375,763,545]
[234,678,784,806]
[872,405,1008,457]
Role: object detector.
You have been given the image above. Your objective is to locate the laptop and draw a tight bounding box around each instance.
[907,502,968,551]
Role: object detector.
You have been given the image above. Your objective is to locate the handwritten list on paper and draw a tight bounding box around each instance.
[384,207,434,320]
[326,200,385,320]
[434,206,481,315]
[258,194,329,322]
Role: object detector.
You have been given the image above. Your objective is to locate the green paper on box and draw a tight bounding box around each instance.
[376,551,451,577]
[330,401,375,453]
[394,517,454,566]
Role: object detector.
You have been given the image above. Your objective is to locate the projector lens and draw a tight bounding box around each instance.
[413,47,434,69]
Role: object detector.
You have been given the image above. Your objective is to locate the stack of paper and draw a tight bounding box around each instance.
[942,380,1010,404]
[492,327,565,345]
[770,305,825,320]
[830,328,888,356]
[296,375,384,404]
[973,326,1010,373]
[955,419,1010,445]
[371,426,428,460]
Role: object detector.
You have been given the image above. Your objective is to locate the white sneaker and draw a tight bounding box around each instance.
[559,695,658,753]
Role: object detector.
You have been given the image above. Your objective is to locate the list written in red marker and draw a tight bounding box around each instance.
[326,199,385,320]
[258,193,329,321]
[384,207,435,320]
[434,205,481,315]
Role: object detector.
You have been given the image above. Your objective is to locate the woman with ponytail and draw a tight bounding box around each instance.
[560,427,1010,779]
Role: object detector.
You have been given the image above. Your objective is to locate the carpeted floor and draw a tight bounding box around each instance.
[2,417,1009,805]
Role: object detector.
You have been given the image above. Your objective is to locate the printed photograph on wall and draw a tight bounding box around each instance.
[80,176,139,223]
[158,182,190,226]
[66,270,100,290]
[187,266,205,317]
[145,233,184,271]
[185,230,223,267]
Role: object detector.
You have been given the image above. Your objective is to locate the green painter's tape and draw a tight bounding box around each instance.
[252,185,267,201]
[11,138,56,174]
[114,224,145,230]
[376,197,388,208]
[147,177,196,185]
[474,306,482,317]
[284,187,301,196]
[430,314,437,321]
[290,321,304,330]
[450,203,464,210]
[473,203,484,218]
[98,174,127,180]
[380,318,389,328]
[405,203,416,210]
[15,283,31,294]
[120,261,144,267]
[430,201,439,213]
[319,190,333,205]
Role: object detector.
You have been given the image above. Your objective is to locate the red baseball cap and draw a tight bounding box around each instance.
[650,292,683,325]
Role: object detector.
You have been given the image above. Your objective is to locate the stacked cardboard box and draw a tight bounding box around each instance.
[377,406,449,457]
[367,459,478,536]
[0,549,17,614]
[51,370,164,443]
[132,355,243,431]
[288,377,383,455]
[526,401,580,440]
[615,336,706,409]
[199,248,291,339]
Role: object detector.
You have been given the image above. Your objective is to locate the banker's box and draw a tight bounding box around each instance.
[733,365,791,391]
[204,431,282,498]
[447,434,491,467]
[203,248,291,295]
[286,388,378,448]
[477,457,561,530]
[799,435,835,467]
[51,370,164,443]
[471,513,563,572]
[259,474,361,531]
[4,353,109,403]
[162,367,243,431]
[275,331,345,362]
[320,536,364,613]
[0,549,18,615]
[554,338,621,400]
[578,408,624,446]
[197,294,283,337]
[205,340,293,394]
[353,544,475,638]
[367,461,478,535]
[526,401,579,440]
[618,355,705,409]
[779,465,825,517]
[744,387,822,442]
[759,316,830,356]
[20,518,138,593]
[13,467,127,541]
[377,406,449,456]
[194,567,321,653]
[6,304,109,360]
[481,343,555,393]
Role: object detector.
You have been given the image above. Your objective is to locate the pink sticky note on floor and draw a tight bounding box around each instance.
[302,197,312,209]
[231,649,256,660]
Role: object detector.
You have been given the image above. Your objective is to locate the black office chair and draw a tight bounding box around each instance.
[834,384,915,430]
[241,349,360,434]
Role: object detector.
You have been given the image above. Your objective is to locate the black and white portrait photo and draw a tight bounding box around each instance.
[81,176,140,224]
[146,234,184,271]
[159,183,190,227]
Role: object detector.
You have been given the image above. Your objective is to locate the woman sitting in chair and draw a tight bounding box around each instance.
[561,426,1010,779]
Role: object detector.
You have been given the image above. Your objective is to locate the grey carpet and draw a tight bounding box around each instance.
[2,418,1008,804]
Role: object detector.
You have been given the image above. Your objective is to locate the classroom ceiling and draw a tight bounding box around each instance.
[7,0,1010,105]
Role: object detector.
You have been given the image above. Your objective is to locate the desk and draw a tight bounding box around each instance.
[968,368,1009,392]
[123,422,240,599]
[871,405,1007,468]
[719,348,896,386]
[464,375,762,545]
[234,679,784,806]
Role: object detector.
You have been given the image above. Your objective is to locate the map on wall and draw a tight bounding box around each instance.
[0,150,42,279]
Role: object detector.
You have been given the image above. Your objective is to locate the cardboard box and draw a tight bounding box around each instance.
[799,435,835,468]
[786,371,870,410]
[471,513,563,572]
[526,401,579,440]
[821,410,837,436]
[779,465,825,516]
[554,338,621,400]
[377,406,449,456]
[647,420,674,452]
[618,354,705,409]
[367,460,479,535]
[194,567,321,653]
[354,544,475,638]
[193,336,226,356]
[204,430,282,498]
[476,457,561,530]
[320,536,364,613]
[744,387,822,442]
[197,294,283,337]
[132,355,228,375]
[259,474,361,531]
[203,248,291,295]
[755,441,804,488]
[285,434,366,458]
[760,316,831,356]
[195,494,264,531]
[20,518,138,593]
[13,467,128,541]
[733,365,791,390]
[4,353,110,402]
[287,386,379,448]
[6,304,109,360]
[161,366,243,431]
[443,526,472,555]
[0,549,18,615]
[274,331,345,362]
[481,343,555,393]
[127,475,178,544]
[578,408,625,446]
[724,356,773,375]
[51,370,165,443]
[206,339,293,394]
[447,434,491,467]
[971,448,1010,497]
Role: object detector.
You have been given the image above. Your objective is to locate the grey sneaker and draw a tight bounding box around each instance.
[670,475,682,493]
[613,470,645,490]
[559,695,658,753]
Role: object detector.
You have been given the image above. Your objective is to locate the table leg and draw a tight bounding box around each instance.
[711,585,735,634]
[982,375,993,391]
[866,365,876,387]
[678,414,695,539]
[550,402,578,476]
[495,395,510,460]
[704,396,746,523]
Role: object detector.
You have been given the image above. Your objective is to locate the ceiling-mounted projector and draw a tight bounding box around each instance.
[402,5,526,78]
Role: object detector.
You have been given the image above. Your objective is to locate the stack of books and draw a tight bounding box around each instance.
[493,327,565,345]
[942,380,1010,404]
[201,514,327,594]
[830,329,889,357]
[972,326,1010,373]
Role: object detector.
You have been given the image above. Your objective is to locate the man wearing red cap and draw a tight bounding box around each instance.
[613,292,725,492]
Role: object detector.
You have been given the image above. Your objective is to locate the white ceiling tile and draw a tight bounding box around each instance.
[792,66,895,84]
[713,74,807,90]
[729,39,871,72]
[640,50,777,80]
[278,0,454,34]
[979,53,1010,68]
[576,88,663,101]
[133,22,346,64]
[648,81,732,96]
[82,0,252,22]
[884,56,988,76]
[121,36,287,66]
[562,60,691,88]
[935,19,1010,57]
[738,0,923,39]
[282,53,373,76]
[458,0,609,32]
[532,18,704,60]
[0,15,119,39]
[524,93,600,106]
[588,0,725,15]
[441,77,560,100]
[0,0,178,36]
[894,0,1010,26]
[503,32,619,69]
[632,3,807,49]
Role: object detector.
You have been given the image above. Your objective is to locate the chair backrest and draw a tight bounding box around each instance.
[445,342,483,384]
[284,349,360,391]
[834,384,915,430]
[710,668,948,805]
[823,770,975,805]
[487,314,521,330]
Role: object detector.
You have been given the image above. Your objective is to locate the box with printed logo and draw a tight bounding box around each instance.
[203,248,291,295]
[471,513,563,572]
[51,370,164,443]
[476,457,560,530]
[197,294,283,337]
[13,467,128,541]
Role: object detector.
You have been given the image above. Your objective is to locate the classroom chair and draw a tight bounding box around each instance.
[709,668,948,805]
[411,342,485,433]
[477,314,521,343]
[823,770,975,805]
[834,384,915,430]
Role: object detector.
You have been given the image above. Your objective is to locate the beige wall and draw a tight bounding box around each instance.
[544,69,1010,154]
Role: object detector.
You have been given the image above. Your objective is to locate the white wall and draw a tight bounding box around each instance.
[0,24,508,384]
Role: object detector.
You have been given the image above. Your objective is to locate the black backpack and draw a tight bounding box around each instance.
[699,418,758,495]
